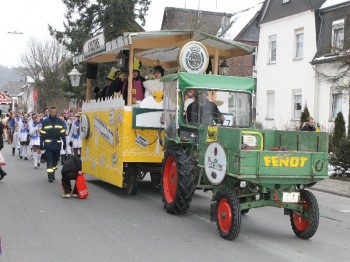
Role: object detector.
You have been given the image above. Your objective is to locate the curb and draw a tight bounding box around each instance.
[310,187,350,198]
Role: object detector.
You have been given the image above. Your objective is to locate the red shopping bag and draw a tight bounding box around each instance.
[76,173,89,199]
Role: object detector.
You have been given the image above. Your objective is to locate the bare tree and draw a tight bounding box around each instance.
[18,38,70,111]
[314,50,350,133]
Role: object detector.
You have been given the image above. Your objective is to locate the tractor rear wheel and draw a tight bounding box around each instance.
[161,147,194,214]
[216,189,241,240]
[290,190,319,239]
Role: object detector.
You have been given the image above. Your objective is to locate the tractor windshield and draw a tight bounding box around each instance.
[183,89,252,127]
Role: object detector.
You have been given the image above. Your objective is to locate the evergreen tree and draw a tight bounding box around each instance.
[49,0,151,54]
[333,112,346,150]
[299,105,310,130]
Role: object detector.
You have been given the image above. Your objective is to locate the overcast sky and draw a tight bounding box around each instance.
[0,0,263,68]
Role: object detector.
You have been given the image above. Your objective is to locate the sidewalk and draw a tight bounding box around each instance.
[311,178,350,198]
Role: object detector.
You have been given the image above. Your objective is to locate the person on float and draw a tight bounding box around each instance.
[96,68,117,101]
[106,68,124,99]
[121,58,146,105]
[143,65,164,103]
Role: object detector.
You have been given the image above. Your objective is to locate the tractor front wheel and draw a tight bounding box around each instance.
[161,147,194,214]
[290,190,319,239]
[216,189,241,240]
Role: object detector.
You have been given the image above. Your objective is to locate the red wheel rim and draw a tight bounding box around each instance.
[163,156,177,203]
[293,198,309,231]
[218,198,232,233]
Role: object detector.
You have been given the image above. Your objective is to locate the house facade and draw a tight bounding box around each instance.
[256,0,327,130]
[311,0,350,132]
[19,76,36,113]
[160,6,261,77]
[0,80,24,112]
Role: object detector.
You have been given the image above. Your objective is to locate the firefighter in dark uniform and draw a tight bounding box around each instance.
[40,107,66,182]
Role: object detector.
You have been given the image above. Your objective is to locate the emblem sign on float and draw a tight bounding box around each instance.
[204,143,227,185]
[178,41,209,74]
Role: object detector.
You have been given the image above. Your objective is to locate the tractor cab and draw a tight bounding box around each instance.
[162,72,255,147]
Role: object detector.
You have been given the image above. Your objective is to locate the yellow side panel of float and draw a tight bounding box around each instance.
[82,107,163,188]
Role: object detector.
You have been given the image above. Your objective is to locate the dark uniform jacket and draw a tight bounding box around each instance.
[40,116,66,151]
[186,100,222,125]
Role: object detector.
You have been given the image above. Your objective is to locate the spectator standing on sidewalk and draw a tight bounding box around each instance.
[301,117,316,131]
[40,107,66,182]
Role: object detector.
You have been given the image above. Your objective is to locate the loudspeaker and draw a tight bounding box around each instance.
[86,63,98,79]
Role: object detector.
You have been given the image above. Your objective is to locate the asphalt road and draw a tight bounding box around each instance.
[0,144,349,262]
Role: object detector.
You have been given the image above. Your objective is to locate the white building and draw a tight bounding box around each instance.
[19,76,37,113]
[256,0,326,130]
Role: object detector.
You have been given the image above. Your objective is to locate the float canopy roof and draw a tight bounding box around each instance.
[73,30,254,68]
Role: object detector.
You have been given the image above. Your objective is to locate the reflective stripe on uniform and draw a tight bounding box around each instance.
[53,166,57,170]
[57,140,62,143]
[60,129,65,133]
[55,125,63,128]
[47,168,54,173]
[44,125,53,129]
[40,130,46,134]
[45,139,52,142]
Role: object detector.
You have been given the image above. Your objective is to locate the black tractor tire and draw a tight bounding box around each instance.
[290,190,319,239]
[124,164,138,195]
[216,189,241,240]
[161,147,194,214]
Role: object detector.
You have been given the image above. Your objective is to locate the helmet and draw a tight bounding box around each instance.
[133,58,142,71]
[106,68,117,81]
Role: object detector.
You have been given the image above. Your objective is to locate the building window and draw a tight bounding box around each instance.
[332,19,344,51]
[282,0,291,3]
[331,92,343,119]
[268,35,277,64]
[292,89,302,119]
[266,90,275,119]
[294,28,304,59]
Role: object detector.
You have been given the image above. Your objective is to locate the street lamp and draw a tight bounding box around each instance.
[116,50,127,69]
[68,66,82,87]
[219,59,229,76]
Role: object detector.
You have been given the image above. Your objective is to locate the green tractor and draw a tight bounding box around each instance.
[160,72,328,240]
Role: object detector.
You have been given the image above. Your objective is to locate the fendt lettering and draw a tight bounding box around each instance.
[263,156,308,167]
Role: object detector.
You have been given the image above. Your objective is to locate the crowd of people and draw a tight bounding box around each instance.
[1,107,82,183]
[93,61,165,106]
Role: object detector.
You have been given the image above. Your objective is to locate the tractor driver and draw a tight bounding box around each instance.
[186,90,224,125]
